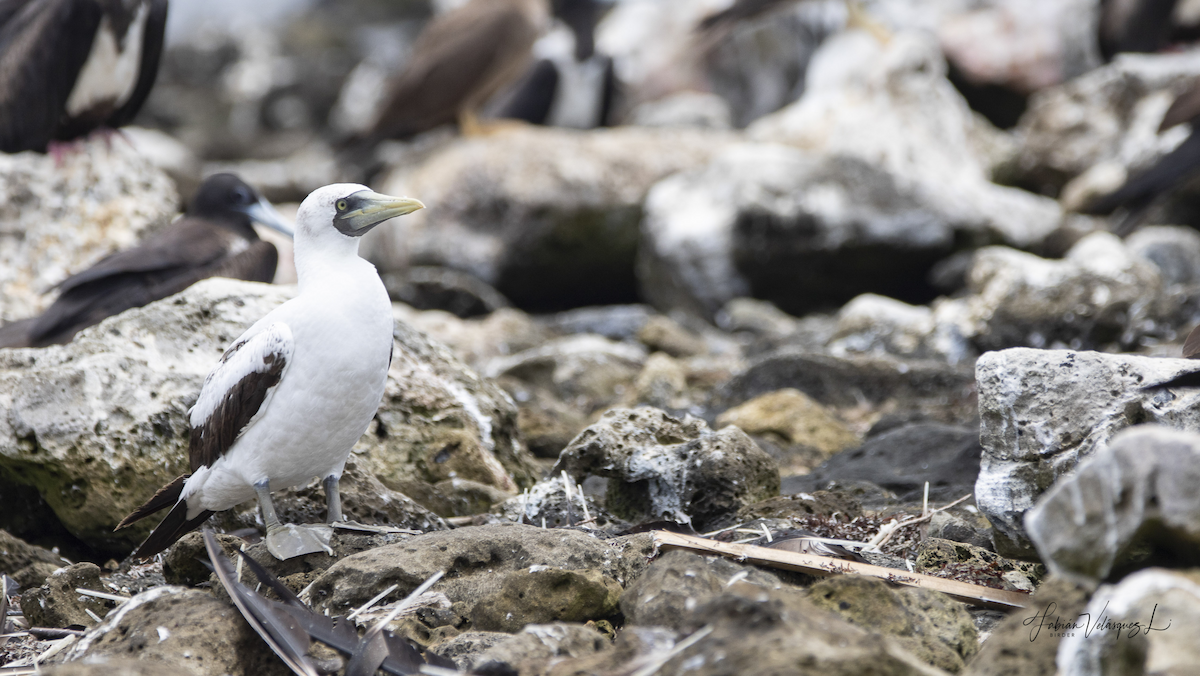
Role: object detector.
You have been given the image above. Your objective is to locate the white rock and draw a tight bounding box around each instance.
[975,348,1200,557]
[0,138,178,323]
[1017,50,1200,191]
[1027,426,1200,583]
[1058,566,1200,676]
[747,30,1062,248]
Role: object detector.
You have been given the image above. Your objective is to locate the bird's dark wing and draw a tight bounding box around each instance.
[55,218,236,293]
[493,58,559,124]
[25,219,269,346]
[1160,77,1200,132]
[105,0,166,128]
[0,0,100,152]
[188,322,293,471]
[1099,0,1179,60]
[0,0,36,26]
[1082,129,1200,232]
[367,0,540,139]
[1183,324,1200,359]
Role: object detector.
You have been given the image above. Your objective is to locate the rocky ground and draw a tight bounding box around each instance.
[7,0,1200,675]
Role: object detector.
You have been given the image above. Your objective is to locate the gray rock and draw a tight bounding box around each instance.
[660,582,953,676]
[1026,426,1200,583]
[60,586,291,676]
[1016,50,1200,195]
[486,335,648,414]
[0,279,535,555]
[307,524,626,629]
[927,510,994,552]
[831,294,974,365]
[620,550,785,630]
[552,408,780,530]
[638,143,958,319]
[394,305,548,373]
[0,137,178,324]
[948,233,1170,352]
[471,623,610,675]
[959,576,1092,676]
[628,92,734,130]
[806,574,979,673]
[493,473,628,532]
[382,266,510,319]
[914,539,1043,593]
[714,349,978,426]
[545,305,656,342]
[786,423,982,503]
[43,660,183,676]
[975,349,1200,558]
[1126,226,1200,288]
[698,0,840,127]
[430,631,512,671]
[365,126,734,311]
[20,563,113,629]
[0,529,68,590]
[1057,568,1199,676]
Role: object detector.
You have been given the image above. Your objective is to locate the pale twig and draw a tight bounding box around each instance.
[867,493,972,551]
[74,588,129,604]
[346,583,399,621]
[629,625,714,676]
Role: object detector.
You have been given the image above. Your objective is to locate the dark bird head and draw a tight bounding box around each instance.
[189,173,295,238]
[552,0,615,60]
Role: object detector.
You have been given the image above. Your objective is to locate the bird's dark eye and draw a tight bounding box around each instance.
[234,188,252,203]
[336,199,348,212]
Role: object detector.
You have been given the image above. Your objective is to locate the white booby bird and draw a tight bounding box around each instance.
[0,0,168,154]
[0,173,293,349]
[116,184,425,560]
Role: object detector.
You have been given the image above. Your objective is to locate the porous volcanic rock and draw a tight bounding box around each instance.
[552,407,780,530]
[307,524,627,631]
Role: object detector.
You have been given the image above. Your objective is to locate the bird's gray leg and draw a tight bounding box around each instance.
[323,474,343,524]
[259,478,333,560]
[255,480,282,530]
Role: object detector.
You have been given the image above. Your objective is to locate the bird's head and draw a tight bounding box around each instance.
[191,173,294,238]
[295,183,425,247]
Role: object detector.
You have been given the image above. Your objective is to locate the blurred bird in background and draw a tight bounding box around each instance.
[0,0,168,154]
[0,173,292,348]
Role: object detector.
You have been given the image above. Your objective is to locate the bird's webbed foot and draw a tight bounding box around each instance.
[264,523,334,560]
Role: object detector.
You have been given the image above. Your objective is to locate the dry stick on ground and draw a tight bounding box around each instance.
[651,530,1028,611]
[866,492,973,551]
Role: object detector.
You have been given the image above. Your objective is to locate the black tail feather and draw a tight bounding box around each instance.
[130,499,215,560]
[117,473,214,560]
[116,474,190,530]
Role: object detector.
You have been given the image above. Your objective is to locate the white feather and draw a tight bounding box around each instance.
[66,2,150,117]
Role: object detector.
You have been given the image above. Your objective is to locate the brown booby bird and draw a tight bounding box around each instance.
[491,0,616,129]
[1099,0,1181,60]
[0,0,168,154]
[0,173,293,349]
[365,0,628,142]
[1081,77,1200,235]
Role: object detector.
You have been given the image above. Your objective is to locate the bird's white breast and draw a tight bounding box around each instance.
[186,261,395,514]
[66,2,149,117]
